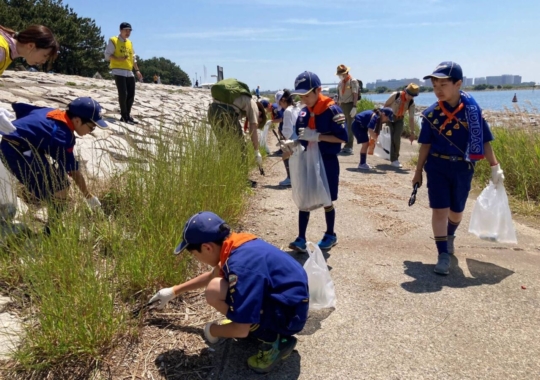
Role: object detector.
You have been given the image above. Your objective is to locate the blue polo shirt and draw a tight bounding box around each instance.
[353,110,379,130]
[221,239,309,325]
[418,101,493,157]
[10,103,78,172]
[295,104,348,155]
[271,103,283,121]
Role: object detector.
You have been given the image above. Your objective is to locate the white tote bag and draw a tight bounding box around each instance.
[374,125,391,161]
[289,139,332,212]
[303,242,336,310]
[469,181,517,244]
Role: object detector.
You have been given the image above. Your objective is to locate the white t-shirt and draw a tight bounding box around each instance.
[282,104,300,140]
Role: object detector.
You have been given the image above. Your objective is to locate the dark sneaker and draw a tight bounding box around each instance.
[318,233,338,250]
[289,237,307,253]
[128,116,139,124]
[447,235,455,255]
[434,252,451,275]
[247,335,297,374]
[338,148,353,156]
[119,116,129,123]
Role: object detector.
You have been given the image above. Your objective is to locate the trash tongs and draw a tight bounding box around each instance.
[408,183,419,207]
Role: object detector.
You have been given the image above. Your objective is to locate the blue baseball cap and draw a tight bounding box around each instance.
[260,99,270,108]
[174,211,230,254]
[291,71,321,95]
[67,97,108,128]
[423,61,463,81]
[380,107,394,122]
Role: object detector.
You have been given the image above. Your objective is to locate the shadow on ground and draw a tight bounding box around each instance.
[155,348,214,380]
[401,256,515,293]
[375,164,410,173]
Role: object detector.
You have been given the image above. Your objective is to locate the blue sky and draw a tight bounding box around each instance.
[65,0,538,91]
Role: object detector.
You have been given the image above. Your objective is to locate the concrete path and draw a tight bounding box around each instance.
[211,137,540,379]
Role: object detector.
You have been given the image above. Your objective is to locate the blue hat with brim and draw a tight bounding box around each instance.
[380,107,394,122]
[291,71,321,95]
[67,97,108,128]
[423,61,463,82]
[174,211,229,254]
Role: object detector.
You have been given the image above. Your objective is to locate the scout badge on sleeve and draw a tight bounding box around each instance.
[408,183,419,207]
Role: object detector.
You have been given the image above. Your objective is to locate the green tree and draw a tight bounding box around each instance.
[375,86,388,93]
[0,0,109,77]
[137,56,191,86]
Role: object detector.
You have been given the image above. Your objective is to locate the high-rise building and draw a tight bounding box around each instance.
[513,75,522,85]
[474,77,487,85]
[501,75,514,85]
[486,76,503,86]
[462,77,473,87]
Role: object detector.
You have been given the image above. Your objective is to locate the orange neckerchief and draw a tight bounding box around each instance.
[340,74,351,95]
[438,101,465,134]
[396,91,408,118]
[219,232,257,276]
[308,93,335,130]
[46,110,75,132]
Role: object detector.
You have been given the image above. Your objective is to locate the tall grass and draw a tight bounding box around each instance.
[0,118,253,376]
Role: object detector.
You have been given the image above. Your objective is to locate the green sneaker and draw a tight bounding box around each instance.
[247,335,297,374]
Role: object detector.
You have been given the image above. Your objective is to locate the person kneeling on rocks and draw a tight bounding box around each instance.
[148,211,309,374]
[0,97,107,230]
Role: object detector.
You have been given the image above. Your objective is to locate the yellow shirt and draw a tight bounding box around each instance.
[108,36,134,71]
[0,35,13,76]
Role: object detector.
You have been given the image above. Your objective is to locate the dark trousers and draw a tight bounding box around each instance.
[114,75,136,119]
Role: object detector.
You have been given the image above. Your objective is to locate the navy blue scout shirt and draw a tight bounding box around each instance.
[295,104,348,155]
[10,103,78,172]
[221,239,309,325]
[353,110,379,130]
[419,101,493,157]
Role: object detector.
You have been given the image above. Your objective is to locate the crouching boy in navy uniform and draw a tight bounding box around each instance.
[351,107,394,170]
[148,211,309,374]
[288,71,348,252]
[412,62,504,275]
[0,97,107,219]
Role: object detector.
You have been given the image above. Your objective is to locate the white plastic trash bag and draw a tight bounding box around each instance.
[374,125,391,161]
[469,181,517,244]
[257,120,272,154]
[303,242,336,310]
[289,141,332,211]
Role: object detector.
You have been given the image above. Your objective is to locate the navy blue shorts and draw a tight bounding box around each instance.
[251,300,309,341]
[322,154,339,201]
[425,156,474,212]
[0,140,69,202]
[352,124,369,144]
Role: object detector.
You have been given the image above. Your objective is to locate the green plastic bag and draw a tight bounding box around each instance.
[211,78,252,105]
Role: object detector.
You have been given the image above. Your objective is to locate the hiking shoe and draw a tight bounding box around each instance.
[434,252,451,275]
[279,178,291,187]
[391,160,403,168]
[289,237,307,253]
[338,148,353,156]
[128,116,139,124]
[448,235,455,255]
[357,163,372,170]
[318,233,338,250]
[247,335,297,374]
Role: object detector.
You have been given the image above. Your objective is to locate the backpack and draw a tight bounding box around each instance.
[211,78,252,105]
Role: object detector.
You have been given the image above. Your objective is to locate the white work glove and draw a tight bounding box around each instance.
[279,139,298,154]
[298,128,320,142]
[255,151,263,166]
[85,195,101,211]
[204,322,219,344]
[350,108,357,118]
[490,164,505,187]
[148,287,176,310]
[0,108,17,135]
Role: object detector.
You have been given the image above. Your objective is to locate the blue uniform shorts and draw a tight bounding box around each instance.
[0,140,69,202]
[424,155,474,212]
[352,125,369,144]
[322,154,339,201]
[251,300,309,341]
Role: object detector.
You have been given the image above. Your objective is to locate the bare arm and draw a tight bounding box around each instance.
[69,170,92,199]
[319,135,346,144]
[483,142,498,166]
[384,94,395,108]
[249,122,259,150]
[172,266,220,296]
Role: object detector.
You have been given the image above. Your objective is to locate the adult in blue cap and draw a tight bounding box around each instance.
[148,211,309,374]
[0,97,107,226]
